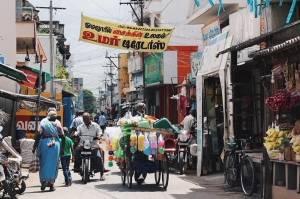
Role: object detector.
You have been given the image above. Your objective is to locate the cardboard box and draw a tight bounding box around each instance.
[284,147,291,161]
[291,149,296,161]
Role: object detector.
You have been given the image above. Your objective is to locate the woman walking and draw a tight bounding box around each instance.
[32,110,64,191]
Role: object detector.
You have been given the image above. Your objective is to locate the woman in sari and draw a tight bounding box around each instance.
[32,110,64,191]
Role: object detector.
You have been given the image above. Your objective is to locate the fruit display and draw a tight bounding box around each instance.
[265,89,299,111]
[263,128,291,151]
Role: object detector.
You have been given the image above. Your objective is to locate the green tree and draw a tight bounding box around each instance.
[83,89,96,114]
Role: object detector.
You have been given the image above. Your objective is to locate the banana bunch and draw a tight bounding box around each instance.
[264,128,287,151]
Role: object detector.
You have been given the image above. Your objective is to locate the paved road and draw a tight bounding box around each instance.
[15,143,259,199]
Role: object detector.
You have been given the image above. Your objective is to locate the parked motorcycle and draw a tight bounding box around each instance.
[187,130,197,169]
[0,126,27,199]
[78,137,102,184]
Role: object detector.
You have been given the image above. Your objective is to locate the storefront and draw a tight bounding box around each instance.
[196,31,233,176]
[250,35,300,199]
[216,19,300,199]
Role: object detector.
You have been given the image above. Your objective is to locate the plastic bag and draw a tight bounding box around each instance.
[149,132,157,155]
[29,155,40,173]
[115,142,123,162]
[137,132,145,151]
[143,134,150,155]
[157,134,165,154]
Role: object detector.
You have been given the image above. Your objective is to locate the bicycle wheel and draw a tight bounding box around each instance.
[161,154,169,190]
[120,161,126,186]
[126,161,133,189]
[240,157,256,196]
[224,152,236,188]
[154,158,161,186]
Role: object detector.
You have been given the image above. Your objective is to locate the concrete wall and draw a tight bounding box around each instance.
[159,0,203,50]
[0,0,17,93]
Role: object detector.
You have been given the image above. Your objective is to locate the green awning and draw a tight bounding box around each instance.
[23,66,50,82]
[0,63,28,83]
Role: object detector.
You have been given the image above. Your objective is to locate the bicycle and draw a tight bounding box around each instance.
[223,137,256,196]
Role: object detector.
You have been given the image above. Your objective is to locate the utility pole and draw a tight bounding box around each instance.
[35,55,43,136]
[36,1,65,100]
[102,61,116,118]
[120,0,145,103]
[104,50,120,118]
[100,77,110,115]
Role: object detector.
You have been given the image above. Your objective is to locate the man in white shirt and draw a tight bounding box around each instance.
[180,109,197,132]
[74,112,105,180]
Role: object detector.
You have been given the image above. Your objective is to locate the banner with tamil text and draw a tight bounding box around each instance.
[79,15,174,52]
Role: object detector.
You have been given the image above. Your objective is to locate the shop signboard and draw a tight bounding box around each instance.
[19,68,38,88]
[145,53,163,87]
[198,31,228,76]
[229,7,261,63]
[201,18,220,46]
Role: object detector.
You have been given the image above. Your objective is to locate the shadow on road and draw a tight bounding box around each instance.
[95,182,166,192]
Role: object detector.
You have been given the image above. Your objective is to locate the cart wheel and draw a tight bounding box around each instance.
[121,161,126,186]
[154,158,161,186]
[161,154,169,190]
[126,161,133,189]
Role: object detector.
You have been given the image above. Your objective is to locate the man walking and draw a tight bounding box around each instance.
[98,112,107,135]
[70,110,84,150]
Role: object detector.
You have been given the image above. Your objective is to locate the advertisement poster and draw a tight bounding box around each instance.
[144,53,163,87]
[79,15,174,52]
[190,52,203,82]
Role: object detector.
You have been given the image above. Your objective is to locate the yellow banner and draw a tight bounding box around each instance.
[79,15,174,52]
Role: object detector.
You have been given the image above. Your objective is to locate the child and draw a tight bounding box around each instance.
[60,127,74,186]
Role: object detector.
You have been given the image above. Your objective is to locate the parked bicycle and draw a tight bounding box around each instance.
[223,137,256,196]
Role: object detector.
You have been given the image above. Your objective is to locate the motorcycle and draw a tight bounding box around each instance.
[167,130,190,175]
[0,126,27,199]
[187,130,197,169]
[78,137,102,184]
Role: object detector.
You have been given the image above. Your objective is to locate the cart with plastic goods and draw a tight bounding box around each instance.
[117,125,176,190]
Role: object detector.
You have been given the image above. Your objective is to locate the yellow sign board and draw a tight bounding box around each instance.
[79,15,174,52]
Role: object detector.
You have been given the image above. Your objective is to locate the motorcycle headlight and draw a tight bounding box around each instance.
[83,141,91,149]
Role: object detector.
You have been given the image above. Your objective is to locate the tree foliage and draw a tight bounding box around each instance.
[83,89,96,114]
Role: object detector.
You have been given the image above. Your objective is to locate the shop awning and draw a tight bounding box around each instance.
[216,20,300,58]
[0,89,58,106]
[0,63,28,83]
[249,35,300,58]
[62,90,76,97]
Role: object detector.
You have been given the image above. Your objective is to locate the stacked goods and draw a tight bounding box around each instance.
[263,128,286,151]
[290,121,300,162]
[265,89,299,111]
[19,138,35,164]
[290,135,300,161]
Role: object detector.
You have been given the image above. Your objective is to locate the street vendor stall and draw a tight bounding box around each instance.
[106,112,178,189]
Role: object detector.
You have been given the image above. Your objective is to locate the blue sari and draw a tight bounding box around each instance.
[36,119,60,184]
